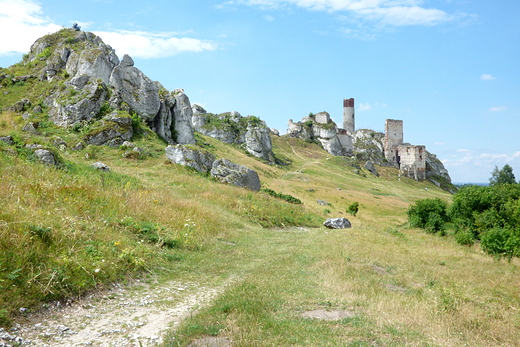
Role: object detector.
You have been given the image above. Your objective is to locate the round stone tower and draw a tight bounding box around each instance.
[343,98,355,135]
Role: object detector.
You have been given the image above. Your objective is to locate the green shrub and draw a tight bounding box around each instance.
[425,212,446,234]
[481,228,520,260]
[407,198,449,233]
[449,184,520,239]
[347,202,359,216]
[454,228,475,246]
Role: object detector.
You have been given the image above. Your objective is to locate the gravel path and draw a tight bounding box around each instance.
[1,279,227,347]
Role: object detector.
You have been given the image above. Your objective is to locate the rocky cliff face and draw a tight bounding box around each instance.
[287,112,351,156]
[191,107,275,162]
[11,28,195,145]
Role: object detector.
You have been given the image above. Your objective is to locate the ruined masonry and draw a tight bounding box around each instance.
[383,119,426,180]
[286,98,430,181]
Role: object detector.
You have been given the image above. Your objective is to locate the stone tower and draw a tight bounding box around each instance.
[342,98,355,135]
[383,119,403,162]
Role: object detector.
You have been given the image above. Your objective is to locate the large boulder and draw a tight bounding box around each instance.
[34,149,57,166]
[364,161,379,176]
[92,161,110,171]
[172,89,196,145]
[210,158,261,191]
[165,145,215,173]
[323,218,351,229]
[109,54,160,122]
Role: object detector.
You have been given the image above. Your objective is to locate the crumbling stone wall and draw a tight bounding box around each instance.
[397,145,426,180]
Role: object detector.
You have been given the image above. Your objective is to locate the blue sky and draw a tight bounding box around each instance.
[1,0,519,183]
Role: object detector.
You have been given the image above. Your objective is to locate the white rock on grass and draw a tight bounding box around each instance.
[323,218,351,229]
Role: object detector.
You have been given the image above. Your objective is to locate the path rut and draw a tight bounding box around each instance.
[2,279,228,347]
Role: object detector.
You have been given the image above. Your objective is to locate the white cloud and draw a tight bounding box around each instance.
[489,106,506,112]
[356,5,450,26]
[0,0,217,59]
[263,15,275,21]
[219,0,454,26]
[434,142,444,146]
[481,73,496,80]
[358,102,371,111]
[94,30,218,59]
[0,0,62,56]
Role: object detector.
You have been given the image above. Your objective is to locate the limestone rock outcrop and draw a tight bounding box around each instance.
[21,29,195,145]
[46,76,110,127]
[172,90,196,145]
[192,111,274,162]
[287,112,351,156]
[352,129,386,164]
[109,55,160,122]
[84,111,133,146]
[165,145,215,173]
[210,159,261,191]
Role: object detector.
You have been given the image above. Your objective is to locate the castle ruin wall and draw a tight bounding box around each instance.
[398,145,426,180]
[383,119,403,162]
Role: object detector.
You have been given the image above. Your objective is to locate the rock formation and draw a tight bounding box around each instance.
[323,218,352,229]
[191,107,274,162]
[165,145,261,191]
[210,159,261,191]
[165,145,215,173]
[287,112,351,156]
[19,28,195,145]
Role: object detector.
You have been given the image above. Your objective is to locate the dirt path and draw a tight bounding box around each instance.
[2,279,228,347]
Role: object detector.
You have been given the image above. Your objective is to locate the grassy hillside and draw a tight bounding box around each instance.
[2,110,520,345]
[2,46,520,345]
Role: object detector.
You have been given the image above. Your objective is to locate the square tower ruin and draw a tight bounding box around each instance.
[383,119,403,162]
[383,119,426,180]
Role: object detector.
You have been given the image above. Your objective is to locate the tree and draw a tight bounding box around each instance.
[489,164,516,186]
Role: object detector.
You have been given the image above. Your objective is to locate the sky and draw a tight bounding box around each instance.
[0,0,519,183]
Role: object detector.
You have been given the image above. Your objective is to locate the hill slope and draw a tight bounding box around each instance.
[1,28,519,347]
